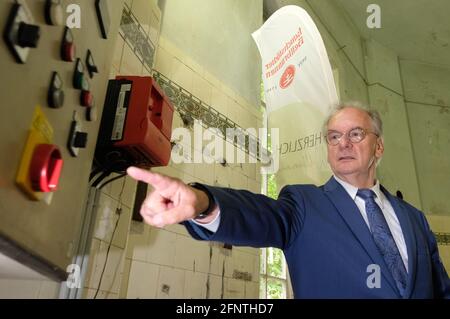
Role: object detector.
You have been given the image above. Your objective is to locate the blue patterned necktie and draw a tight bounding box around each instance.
[357,189,408,297]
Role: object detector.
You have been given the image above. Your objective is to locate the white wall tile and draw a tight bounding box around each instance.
[174,235,211,273]
[164,223,190,236]
[170,57,193,92]
[214,163,232,187]
[109,176,137,209]
[224,250,256,281]
[206,274,224,299]
[126,225,149,261]
[93,194,131,249]
[157,266,185,298]
[245,281,259,299]
[131,0,151,34]
[184,271,208,299]
[84,288,118,299]
[194,162,215,185]
[231,168,248,190]
[209,245,227,277]
[120,43,144,75]
[192,71,213,105]
[211,87,229,116]
[84,240,124,294]
[148,4,161,46]
[127,261,159,298]
[247,178,261,194]
[119,258,131,298]
[223,278,245,299]
[154,45,174,77]
[146,228,177,267]
[111,36,124,71]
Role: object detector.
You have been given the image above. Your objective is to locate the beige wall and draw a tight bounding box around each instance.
[159,0,263,107]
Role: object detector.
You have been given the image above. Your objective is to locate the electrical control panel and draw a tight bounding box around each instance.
[0,0,125,280]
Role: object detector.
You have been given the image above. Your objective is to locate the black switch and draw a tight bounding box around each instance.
[17,22,40,48]
[86,50,99,78]
[74,132,88,148]
[4,4,40,63]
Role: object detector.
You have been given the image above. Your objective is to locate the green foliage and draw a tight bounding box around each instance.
[259,80,285,299]
[267,174,278,200]
[267,247,284,278]
[267,279,284,299]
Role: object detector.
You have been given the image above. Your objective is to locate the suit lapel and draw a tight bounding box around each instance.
[323,177,398,293]
[381,187,418,298]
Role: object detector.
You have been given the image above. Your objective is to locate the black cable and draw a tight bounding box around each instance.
[91,171,111,188]
[98,173,127,190]
[93,177,126,299]
[89,166,103,182]
[93,211,121,299]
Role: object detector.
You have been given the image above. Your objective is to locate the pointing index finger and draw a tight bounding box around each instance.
[126,166,175,190]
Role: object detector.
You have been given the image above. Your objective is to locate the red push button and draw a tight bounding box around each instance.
[62,42,75,62]
[29,144,63,192]
[81,90,93,107]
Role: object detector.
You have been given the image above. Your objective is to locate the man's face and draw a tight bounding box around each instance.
[326,107,384,178]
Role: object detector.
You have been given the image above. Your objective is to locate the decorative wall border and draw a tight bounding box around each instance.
[152,71,265,161]
[119,3,155,73]
[434,232,450,246]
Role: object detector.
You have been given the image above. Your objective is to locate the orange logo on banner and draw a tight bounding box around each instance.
[279,65,296,89]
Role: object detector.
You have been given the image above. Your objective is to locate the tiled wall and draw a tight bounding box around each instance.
[82,178,137,299]
[84,0,262,299]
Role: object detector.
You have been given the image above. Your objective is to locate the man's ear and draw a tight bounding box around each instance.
[375,137,384,158]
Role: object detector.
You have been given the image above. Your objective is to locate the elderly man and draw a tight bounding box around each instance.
[127,103,450,298]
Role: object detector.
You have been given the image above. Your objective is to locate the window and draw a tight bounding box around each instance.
[259,85,289,298]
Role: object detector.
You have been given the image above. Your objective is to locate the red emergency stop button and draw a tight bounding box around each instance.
[29,144,63,192]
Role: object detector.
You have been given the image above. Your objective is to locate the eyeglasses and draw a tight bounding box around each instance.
[326,127,379,146]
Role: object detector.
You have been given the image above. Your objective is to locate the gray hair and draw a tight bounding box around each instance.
[324,101,383,137]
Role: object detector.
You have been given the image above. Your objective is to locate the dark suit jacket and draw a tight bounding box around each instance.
[184,176,450,298]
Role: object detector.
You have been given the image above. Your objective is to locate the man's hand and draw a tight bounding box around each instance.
[126,166,218,228]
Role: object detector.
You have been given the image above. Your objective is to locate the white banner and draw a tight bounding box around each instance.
[252,5,339,188]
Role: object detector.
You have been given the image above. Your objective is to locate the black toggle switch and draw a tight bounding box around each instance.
[17,22,40,48]
[67,118,88,157]
[74,132,88,148]
[86,50,99,78]
[86,104,98,122]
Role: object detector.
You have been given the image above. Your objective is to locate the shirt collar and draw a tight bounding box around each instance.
[333,175,383,207]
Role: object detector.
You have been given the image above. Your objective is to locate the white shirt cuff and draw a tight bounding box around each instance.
[190,210,221,233]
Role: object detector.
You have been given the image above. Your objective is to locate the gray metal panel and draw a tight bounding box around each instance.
[0,0,124,277]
